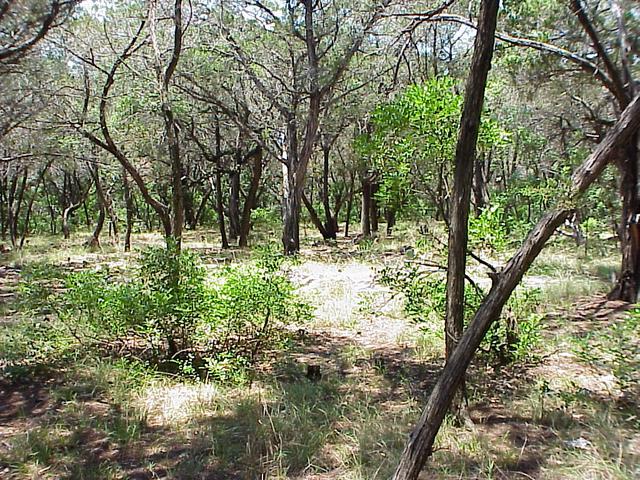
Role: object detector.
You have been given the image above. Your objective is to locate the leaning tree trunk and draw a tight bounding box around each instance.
[609,134,640,302]
[392,93,640,480]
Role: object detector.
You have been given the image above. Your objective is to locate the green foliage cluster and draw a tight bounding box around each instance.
[356,78,509,218]
[5,248,311,384]
[379,263,542,364]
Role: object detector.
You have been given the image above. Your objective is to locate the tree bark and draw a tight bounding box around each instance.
[228,165,241,242]
[609,134,640,301]
[344,173,355,237]
[392,93,640,480]
[445,0,498,365]
[213,171,229,249]
[239,146,263,247]
[361,176,372,237]
[85,163,106,249]
[122,167,134,252]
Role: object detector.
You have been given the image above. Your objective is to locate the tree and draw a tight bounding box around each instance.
[393,92,640,480]
[426,0,640,301]
[219,0,392,254]
[444,0,499,419]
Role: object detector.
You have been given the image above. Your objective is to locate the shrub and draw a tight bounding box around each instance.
[11,247,311,383]
[380,263,542,364]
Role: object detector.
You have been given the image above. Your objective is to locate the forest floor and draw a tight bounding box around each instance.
[0,226,639,479]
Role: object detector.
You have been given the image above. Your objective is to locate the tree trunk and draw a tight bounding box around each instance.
[122,167,134,252]
[228,166,241,242]
[239,146,263,248]
[361,177,372,237]
[344,173,355,237]
[86,164,106,249]
[321,145,338,240]
[213,172,229,249]
[609,134,640,301]
[445,0,498,363]
[392,93,640,480]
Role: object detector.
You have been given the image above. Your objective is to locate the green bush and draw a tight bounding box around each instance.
[10,247,311,383]
[380,263,542,364]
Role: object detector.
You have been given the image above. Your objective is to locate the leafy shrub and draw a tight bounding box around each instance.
[10,247,311,383]
[380,263,542,364]
[469,205,509,252]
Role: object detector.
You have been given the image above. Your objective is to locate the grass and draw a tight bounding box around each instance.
[0,227,638,479]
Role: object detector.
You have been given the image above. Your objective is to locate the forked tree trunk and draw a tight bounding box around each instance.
[392,93,640,480]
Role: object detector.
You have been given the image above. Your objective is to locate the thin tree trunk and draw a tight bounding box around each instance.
[392,93,640,480]
[122,167,134,252]
[228,166,241,242]
[445,0,498,368]
[361,177,372,237]
[85,164,106,249]
[213,173,229,249]
[239,146,263,247]
[344,173,355,237]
